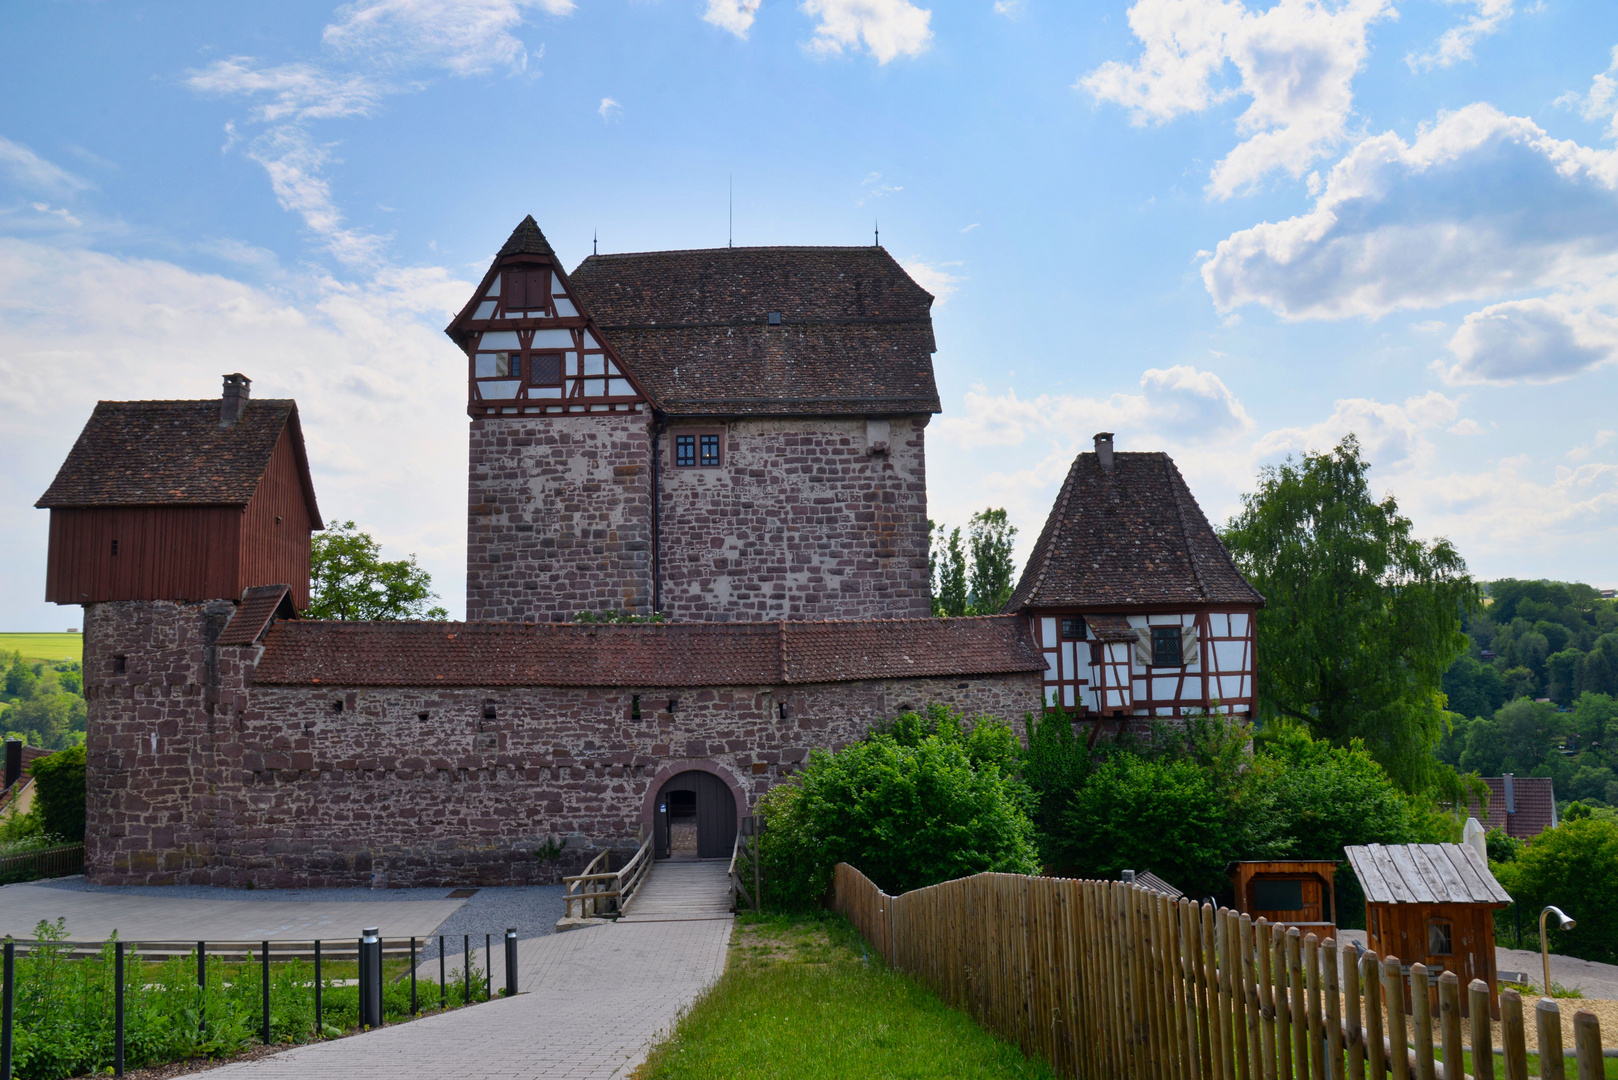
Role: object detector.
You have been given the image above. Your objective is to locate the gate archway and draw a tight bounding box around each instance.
[653,770,738,860]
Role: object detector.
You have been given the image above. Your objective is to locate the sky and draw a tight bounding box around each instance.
[2,0,1616,629]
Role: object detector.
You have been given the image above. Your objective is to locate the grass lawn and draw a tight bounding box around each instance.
[0,632,83,664]
[633,912,1057,1080]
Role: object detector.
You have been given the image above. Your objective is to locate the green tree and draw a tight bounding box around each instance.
[1494,818,1618,963]
[1573,692,1618,748]
[1221,436,1477,794]
[7,694,86,750]
[4,655,37,700]
[967,508,1017,614]
[307,521,449,621]
[929,523,969,618]
[29,747,85,844]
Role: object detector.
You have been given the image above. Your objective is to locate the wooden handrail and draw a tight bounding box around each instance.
[562,834,653,920]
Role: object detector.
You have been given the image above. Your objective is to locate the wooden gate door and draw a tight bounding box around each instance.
[655,770,737,859]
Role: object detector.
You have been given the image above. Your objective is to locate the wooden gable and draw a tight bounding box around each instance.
[446,216,653,419]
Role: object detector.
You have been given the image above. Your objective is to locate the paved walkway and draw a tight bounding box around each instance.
[1339,929,1618,997]
[203,859,737,1079]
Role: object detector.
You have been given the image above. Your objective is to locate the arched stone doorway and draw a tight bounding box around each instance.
[653,770,738,860]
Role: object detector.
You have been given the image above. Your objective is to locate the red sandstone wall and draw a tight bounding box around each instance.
[84,601,1040,887]
[658,416,932,622]
[466,413,654,622]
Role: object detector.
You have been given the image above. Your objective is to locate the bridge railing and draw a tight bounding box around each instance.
[562,834,653,920]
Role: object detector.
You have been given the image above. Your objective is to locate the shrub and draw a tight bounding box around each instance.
[29,747,85,844]
[1486,827,1525,863]
[1494,817,1618,963]
[756,709,1038,909]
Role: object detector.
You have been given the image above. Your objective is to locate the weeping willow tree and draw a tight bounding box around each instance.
[1222,436,1478,797]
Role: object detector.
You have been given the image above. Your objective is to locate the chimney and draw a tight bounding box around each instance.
[3,740,19,790]
[221,373,251,428]
[1503,773,1516,815]
[1094,432,1115,473]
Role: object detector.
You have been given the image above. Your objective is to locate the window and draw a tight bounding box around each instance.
[1253,879,1304,912]
[1060,618,1087,640]
[630,694,642,721]
[1152,626,1183,667]
[530,353,562,385]
[1427,919,1453,955]
[673,429,723,467]
[502,267,549,311]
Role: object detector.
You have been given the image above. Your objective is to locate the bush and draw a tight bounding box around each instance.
[1486,827,1525,863]
[29,747,84,844]
[756,707,1038,909]
[1494,818,1618,963]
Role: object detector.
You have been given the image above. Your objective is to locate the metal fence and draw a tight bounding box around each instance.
[0,843,84,884]
[833,863,1607,1080]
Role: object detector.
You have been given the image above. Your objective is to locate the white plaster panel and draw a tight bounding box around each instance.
[1230,613,1249,637]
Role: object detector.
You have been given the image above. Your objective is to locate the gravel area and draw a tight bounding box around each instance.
[33,875,565,959]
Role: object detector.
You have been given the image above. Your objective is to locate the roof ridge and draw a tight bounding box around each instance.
[581,245,896,261]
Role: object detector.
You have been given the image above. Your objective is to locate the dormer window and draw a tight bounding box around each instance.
[502,267,551,313]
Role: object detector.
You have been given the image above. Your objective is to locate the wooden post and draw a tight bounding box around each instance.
[1501,989,1528,1080]
[1409,964,1433,1080]
[1344,944,1364,1080]
[1323,941,1344,1080]
[1203,903,1219,1080]
[1257,921,1278,1080]
[1277,925,1295,1080]
[1234,913,1253,1080]
[1306,935,1325,1080]
[1437,973,1463,1080]
[1182,899,1203,1080]
[1363,951,1386,1080]
[1289,930,1308,1080]
[1382,956,1409,1080]
[1471,979,1496,1080]
[1573,1010,1601,1080]
[1535,998,1565,1080]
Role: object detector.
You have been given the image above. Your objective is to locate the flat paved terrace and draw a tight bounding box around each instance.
[204,859,736,1079]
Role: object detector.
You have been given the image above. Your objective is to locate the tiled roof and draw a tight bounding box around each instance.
[499,215,556,257]
[1007,451,1264,611]
[1345,843,1511,906]
[568,246,940,417]
[219,585,297,647]
[252,616,1042,688]
[35,400,319,523]
[1466,776,1558,840]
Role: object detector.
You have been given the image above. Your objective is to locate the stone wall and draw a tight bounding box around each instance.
[466,412,654,622]
[657,416,932,622]
[83,603,1041,887]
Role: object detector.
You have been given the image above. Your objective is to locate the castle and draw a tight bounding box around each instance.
[38,218,1261,886]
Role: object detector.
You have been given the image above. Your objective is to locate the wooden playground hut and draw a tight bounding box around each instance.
[1229,860,1338,930]
[1345,842,1512,1018]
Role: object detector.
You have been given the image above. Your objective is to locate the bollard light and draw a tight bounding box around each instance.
[358,927,384,1030]
[505,929,519,997]
[1539,905,1576,1000]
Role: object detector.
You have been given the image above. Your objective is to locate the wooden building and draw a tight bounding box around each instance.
[36,375,322,608]
[1230,860,1337,930]
[1007,433,1265,729]
[1345,843,1512,1018]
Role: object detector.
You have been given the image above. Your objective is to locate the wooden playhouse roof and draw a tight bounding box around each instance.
[1344,843,1511,906]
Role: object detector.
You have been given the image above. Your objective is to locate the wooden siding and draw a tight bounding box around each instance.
[1231,860,1338,928]
[1367,900,1500,1018]
[239,426,313,607]
[44,505,241,604]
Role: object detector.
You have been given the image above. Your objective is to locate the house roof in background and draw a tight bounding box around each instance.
[568,245,940,417]
[35,399,321,525]
[1008,451,1264,611]
[1467,776,1558,840]
[252,616,1042,688]
[1344,843,1511,906]
[499,215,556,257]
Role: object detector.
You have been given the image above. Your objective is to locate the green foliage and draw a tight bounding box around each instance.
[1024,714,1437,901]
[4,919,492,1078]
[0,651,85,752]
[1222,435,1478,794]
[1485,827,1525,863]
[571,610,665,623]
[307,521,449,621]
[928,521,969,618]
[756,707,1038,909]
[967,508,1018,615]
[28,747,85,844]
[1493,818,1618,963]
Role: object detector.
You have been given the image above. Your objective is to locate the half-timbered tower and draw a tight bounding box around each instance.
[35,375,322,608]
[446,216,938,624]
[1008,433,1263,724]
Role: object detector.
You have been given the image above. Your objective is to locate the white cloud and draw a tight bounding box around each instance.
[899,258,964,303]
[598,96,622,121]
[1253,391,1461,471]
[1558,45,1618,142]
[1203,104,1618,367]
[323,0,570,76]
[993,0,1023,16]
[29,203,81,228]
[1567,429,1617,462]
[186,59,384,122]
[704,0,763,38]
[1080,0,1393,198]
[802,0,933,64]
[959,222,980,233]
[0,135,92,195]
[1448,417,1485,435]
[0,237,472,626]
[1406,0,1513,71]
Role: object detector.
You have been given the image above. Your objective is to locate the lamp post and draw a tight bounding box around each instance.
[1540,905,1576,999]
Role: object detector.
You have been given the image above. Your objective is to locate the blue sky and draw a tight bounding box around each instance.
[3,0,1616,628]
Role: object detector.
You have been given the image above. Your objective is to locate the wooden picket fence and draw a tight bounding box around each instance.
[832,864,1606,1080]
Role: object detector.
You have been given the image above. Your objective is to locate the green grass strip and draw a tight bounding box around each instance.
[635,912,1056,1080]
